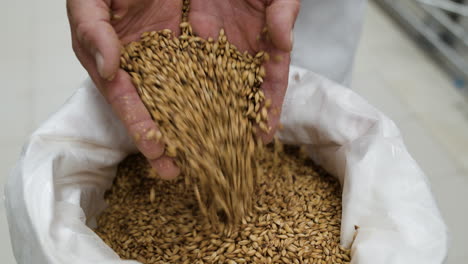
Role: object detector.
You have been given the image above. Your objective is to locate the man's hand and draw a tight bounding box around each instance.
[66,0,299,180]
[67,0,183,179]
[190,0,300,142]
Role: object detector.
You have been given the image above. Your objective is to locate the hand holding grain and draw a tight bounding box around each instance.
[66,0,299,180]
[189,0,300,142]
[66,0,182,179]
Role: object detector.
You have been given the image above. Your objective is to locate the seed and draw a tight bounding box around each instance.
[133,133,141,142]
[155,130,162,142]
[149,187,155,203]
[145,129,156,140]
[273,55,283,62]
[166,145,177,157]
[262,108,268,120]
[95,1,349,264]
[119,11,269,226]
[264,99,272,109]
[95,145,348,263]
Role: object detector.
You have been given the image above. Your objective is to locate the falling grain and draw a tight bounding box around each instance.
[95,1,351,263]
[95,145,351,264]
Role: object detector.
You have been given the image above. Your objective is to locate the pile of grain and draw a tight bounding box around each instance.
[120,9,269,226]
[95,144,351,264]
[97,1,351,263]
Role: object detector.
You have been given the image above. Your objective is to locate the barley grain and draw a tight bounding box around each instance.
[96,145,350,264]
[95,1,350,263]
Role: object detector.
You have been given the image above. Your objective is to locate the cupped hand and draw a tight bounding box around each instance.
[66,0,183,179]
[189,0,300,142]
[66,0,299,180]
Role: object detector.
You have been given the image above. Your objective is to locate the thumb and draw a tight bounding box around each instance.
[68,0,121,80]
[76,22,121,80]
[265,0,300,52]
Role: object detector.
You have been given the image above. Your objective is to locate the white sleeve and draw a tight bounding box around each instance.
[291,0,367,86]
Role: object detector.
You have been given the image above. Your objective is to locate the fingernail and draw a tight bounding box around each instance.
[95,52,105,79]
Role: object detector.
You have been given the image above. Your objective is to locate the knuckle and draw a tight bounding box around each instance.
[128,119,157,136]
[71,39,80,54]
[129,119,165,159]
[108,86,139,107]
[75,22,92,43]
[106,74,139,103]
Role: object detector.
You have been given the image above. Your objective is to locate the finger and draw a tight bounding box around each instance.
[259,51,291,143]
[129,120,165,160]
[188,0,224,40]
[150,156,181,180]
[67,0,121,80]
[71,38,106,91]
[109,0,130,20]
[266,0,300,52]
[106,70,166,161]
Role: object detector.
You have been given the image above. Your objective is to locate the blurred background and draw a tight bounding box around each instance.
[1,0,467,263]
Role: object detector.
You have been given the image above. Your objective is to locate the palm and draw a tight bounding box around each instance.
[190,0,291,141]
[68,0,296,178]
[111,0,183,44]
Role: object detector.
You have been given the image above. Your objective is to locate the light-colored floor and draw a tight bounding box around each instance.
[0,1,466,264]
